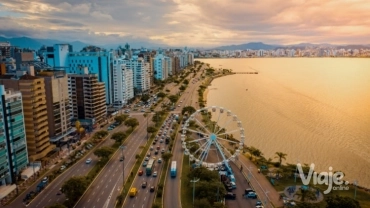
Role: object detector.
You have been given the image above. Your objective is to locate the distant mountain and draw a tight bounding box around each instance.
[214,42,370,50]
[0,36,89,51]
[214,42,279,50]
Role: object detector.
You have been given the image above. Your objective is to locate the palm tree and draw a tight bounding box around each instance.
[275,152,287,167]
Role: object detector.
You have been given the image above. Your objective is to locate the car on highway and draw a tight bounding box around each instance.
[157,146,160,150]
[158,158,162,163]
[138,170,143,176]
[161,149,165,154]
[246,192,258,199]
[154,150,159,155]
[142,181,147,188]
[150,186,155,192]
[147,152,151,157]
[145,157,150,161]
[120,156,124,161]
[153,171,158,177]
[142,161,148,167]
[129,188,138,197]
[42,177,48,183]
[85,158,92,164]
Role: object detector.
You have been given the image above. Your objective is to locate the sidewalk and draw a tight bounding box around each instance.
[234,156,284,208]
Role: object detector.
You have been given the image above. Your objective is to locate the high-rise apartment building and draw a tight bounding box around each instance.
[0,85,28,184]
[0,70,55,162]
[37,70,72,144]
[153,51,171,81]
[68,71,107,130]
[112,58,134,108]
[43,44,113,104]
[124,56,150,94]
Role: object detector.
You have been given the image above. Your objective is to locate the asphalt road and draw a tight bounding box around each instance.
[74,115,151,208]
[121,119,171,208]
[8,122,126,208]
[124,68,201,208]
[164,67,204,208]
[226,162,259,208]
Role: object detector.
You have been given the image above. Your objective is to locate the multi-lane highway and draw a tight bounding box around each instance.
[121,116,172,208]
[8,122,126,208]
[74,115,151,208]
[164,67,205,208]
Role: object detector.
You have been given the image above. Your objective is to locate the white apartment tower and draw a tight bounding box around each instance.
[112,58,134,108]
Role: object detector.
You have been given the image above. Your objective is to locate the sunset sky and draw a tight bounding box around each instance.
[0,0,369,47]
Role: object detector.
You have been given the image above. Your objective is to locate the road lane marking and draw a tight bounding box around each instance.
[88,199,90,202]
[97,198,100,202]
[92,191,95,195]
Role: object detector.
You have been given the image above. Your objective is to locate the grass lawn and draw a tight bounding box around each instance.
[181,155,194,208]
[268,174,370,207]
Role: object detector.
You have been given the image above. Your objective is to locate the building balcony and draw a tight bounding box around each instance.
[13,140,26,150]
[0,148,7,157]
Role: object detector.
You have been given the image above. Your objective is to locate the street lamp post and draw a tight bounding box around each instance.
[354,180,358,199]
[190,178,200,207]
[120,145,125,193]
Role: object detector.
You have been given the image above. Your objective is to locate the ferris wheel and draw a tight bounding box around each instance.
[181,106,245,169]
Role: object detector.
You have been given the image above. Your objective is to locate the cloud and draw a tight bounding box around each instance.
[0,0,369,47]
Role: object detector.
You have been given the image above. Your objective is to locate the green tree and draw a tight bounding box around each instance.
[179,85,186,91]
[325,195,361,208]
[168,95,179,103]
[294,187,317,202]
[162,152,173,163]
[187,167,219,182]
[296,202,320,208]
[111,132,127,143]
[157,92,166,98]
[93,130,108,139]
[115,115,128,124]
[194,198,212,208]
[275,152,287,167]
[94,146,115,158]
[141,94,150,103]
[249,146,263,158]
[147,126,157,134]
[47,203,67,208]
[124,118,139,130]
[116,194,124,205]
[182,106,196,115]
[62,176,89,203]
[183,79,189,85]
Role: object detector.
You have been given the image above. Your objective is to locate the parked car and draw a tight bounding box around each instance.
[224,192,236,200]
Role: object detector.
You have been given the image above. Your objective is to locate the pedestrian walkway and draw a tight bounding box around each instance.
[233,156,285,208]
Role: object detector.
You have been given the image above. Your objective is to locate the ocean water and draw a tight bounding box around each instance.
[201,58,370,188]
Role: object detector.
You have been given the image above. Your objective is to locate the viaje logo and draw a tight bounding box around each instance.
[297,163,349,194]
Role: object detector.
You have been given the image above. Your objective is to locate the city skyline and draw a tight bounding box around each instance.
[0,0,370,47]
